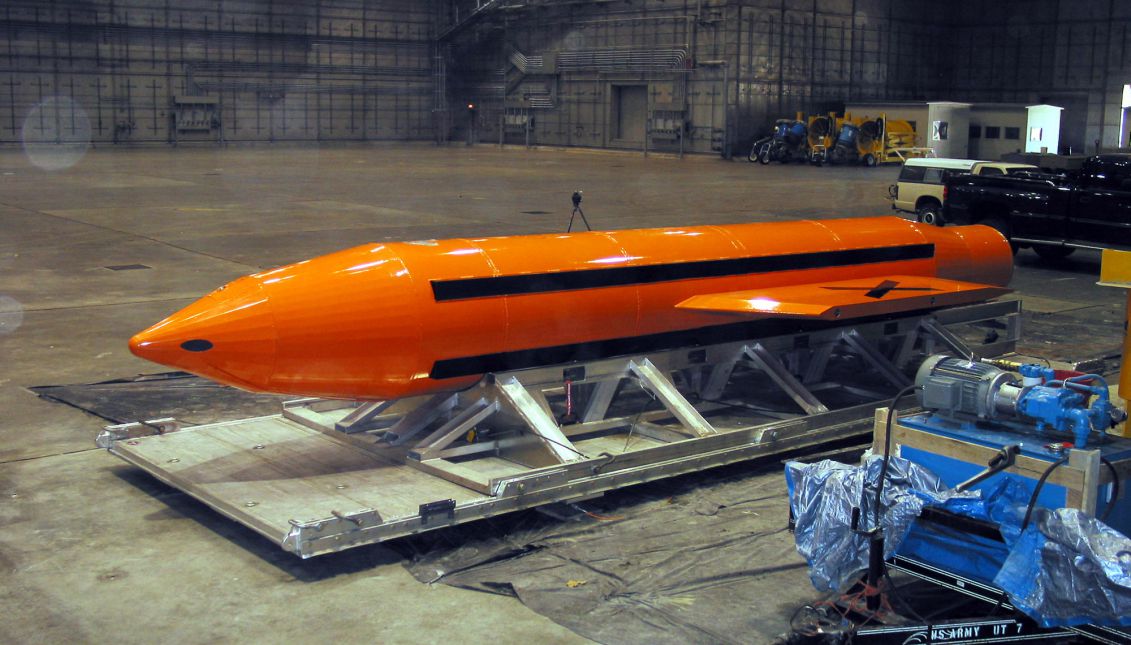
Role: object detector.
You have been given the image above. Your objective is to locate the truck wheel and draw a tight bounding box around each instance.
[1033,245,1076,261]
[981,218,1018,256]
[863,154,877,167]
[916,203,942,226]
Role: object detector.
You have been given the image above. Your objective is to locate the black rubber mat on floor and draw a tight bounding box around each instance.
[30,372,287,426]
[399,458,835,645]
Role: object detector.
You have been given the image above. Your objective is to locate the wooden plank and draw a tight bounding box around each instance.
[213,422,487,518]
[574,433,667,455]
[891,426,1087,491]
[412,399,496,461]
[440,454,529,480]
[114,418,487,536]
[282,405,404,463]
[874,411,1091,504]
[619,421,690,443]
[1071,448,1101,516]
[411,459,492,494]
[113,427,287,541]
[200,423,475,518]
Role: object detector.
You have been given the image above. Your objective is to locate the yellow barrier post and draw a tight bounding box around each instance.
[1099,249,1131,436]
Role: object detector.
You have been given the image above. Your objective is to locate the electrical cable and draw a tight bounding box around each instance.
[836,382,920,624]
[1020,454,1069,532]
[593,380,657,474]
[621,380,657,453]
[1017,454,1117,543]
[519,423,589,459]
[881,570,927,623]
[567,502,626,522]
[534,432,590,458]
[874,384,920,527]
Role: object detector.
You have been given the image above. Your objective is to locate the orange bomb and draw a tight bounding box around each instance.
[129,217,1012,400]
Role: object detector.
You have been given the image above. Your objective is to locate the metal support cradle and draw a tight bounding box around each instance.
[98,301,1021,557]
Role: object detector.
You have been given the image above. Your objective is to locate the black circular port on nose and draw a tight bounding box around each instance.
[181,339,214,352]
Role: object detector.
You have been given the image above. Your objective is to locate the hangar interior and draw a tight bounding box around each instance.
[2,1,1131,644]
[6,0,1131,154]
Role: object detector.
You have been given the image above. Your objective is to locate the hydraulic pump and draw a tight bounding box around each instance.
[915,355,1126,448]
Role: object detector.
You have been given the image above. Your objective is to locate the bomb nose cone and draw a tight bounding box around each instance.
[129,276,277,392]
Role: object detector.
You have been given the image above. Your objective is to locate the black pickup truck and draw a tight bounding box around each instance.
[942,154,1131,259]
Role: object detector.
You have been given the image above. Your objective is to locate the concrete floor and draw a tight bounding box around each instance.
[0,143,1124,644]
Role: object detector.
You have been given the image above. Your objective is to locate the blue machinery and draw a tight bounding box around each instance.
[868,355,1131,640]
[903,355,1129,536]
[916,355,1124,451]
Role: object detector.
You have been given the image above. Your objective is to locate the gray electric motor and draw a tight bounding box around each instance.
[915,354,1024,420]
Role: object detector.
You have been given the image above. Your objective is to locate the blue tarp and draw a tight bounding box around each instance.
[995,508,1131,628]
[785,454,974,592]
[786,455,1131,627]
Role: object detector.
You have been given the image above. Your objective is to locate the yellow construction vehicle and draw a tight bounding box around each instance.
[754,111,930,167]
[808,112,929,166]
[856,114,931,165]
[806,113,838,166]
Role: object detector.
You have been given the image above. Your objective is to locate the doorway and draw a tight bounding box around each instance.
[612,85,647,146]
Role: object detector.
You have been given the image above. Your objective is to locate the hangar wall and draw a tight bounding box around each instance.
[1,0,436,146]
[4,0,1129,155]
[946,0,1131,154]
[441,0,952,156]
[442,0,1131,157]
